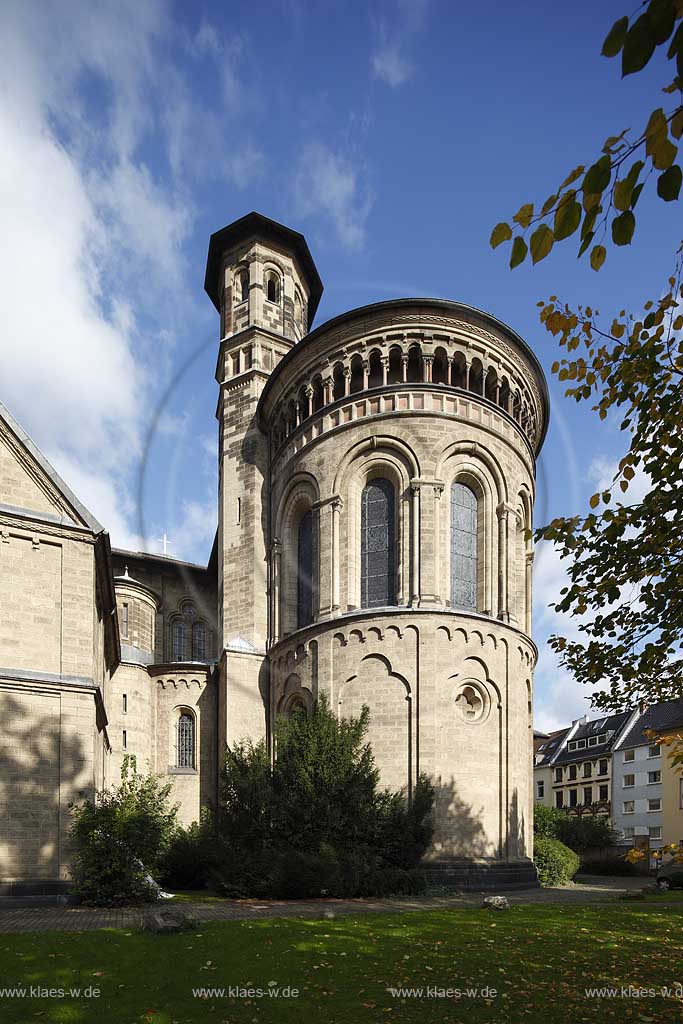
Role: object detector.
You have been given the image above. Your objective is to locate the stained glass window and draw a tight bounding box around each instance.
[192,622,206,661]
[177,713,195,768]
[172,620,185,662]
[451,482,478,610]
[297,510,313,628]
[361,479,395,608]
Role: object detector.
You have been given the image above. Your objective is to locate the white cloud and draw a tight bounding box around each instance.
[370,0,429,87]
[293,143,374,250]
[372,45,413,87]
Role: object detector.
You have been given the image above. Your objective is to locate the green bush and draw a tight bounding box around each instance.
[159,810,219,890]
[580,856,642,876]
[534,837,580,887]
[533,804,565,839]
[212,696,434,898]
[557,815,618,853]
[70,756,178,906]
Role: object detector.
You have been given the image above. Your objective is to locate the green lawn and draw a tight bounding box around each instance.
[0,904,682,1023]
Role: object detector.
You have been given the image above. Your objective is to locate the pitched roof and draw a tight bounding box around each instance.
[0,400,103,534]
[534,728,570,767]
[614,698,683,749]
[550,710,633,766]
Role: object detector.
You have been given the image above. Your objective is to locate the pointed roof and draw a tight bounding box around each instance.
[0,400,103,534]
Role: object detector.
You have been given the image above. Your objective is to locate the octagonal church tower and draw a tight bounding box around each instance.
[207,212,549,886]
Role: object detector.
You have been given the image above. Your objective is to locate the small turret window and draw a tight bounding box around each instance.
[266,271,281,304]
[236,268,249,303]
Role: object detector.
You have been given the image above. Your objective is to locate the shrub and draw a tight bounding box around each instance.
[70,756,178,906]
[533,804,565,840]
[534,837,580,886]
[557,815,618,853]
[159,810,219,890]
[212,696,434,897]
[580,856,642,876]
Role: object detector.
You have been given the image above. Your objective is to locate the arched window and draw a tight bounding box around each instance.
[294,289,303,329]
[297,510,313,628]
[451,483,478,611]
[177,712,195,768]
[192,621,206,661]
[172,620,185,662]
[266,271,280,304]
[236,268,249,303]
[361,478,395,608]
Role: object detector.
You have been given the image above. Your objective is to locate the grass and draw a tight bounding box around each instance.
[0,903,682,1023]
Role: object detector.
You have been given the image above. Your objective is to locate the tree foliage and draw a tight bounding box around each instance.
[490,0,683,710]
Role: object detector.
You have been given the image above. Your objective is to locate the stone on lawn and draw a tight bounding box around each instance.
[482,895,510,910]
[143,908,199,934]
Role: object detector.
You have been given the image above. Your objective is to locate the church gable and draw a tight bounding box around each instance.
[0,404,102,532]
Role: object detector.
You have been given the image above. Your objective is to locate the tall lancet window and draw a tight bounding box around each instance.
[361,478,395,608]
[297,510,313,628]
[177,712,195,769]
[451,482,478,610]
[172,620,185,662]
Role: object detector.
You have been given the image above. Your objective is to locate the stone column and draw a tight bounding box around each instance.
[423,355,433,383]
[381,355,389,386]
[401,353,408,382]
[362,359,369,390]
[323,375,334,405]
[419,481,444,606]
[465,360,471,390]
[271,538,282,644]
[331,497,343,612]
[343,367,351,397]
[496,503,510,622]
[525,550,534,636]
[410,482,421,606]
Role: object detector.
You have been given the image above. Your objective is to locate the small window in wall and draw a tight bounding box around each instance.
[599,759,608,775]
[192,622,206,661]
[648,770,661,784]
[122,602,129,639]
[569,765,577,781]
[536,780,545,799]
[623,774,635,788]
[554,767,563,783]
[624,749,635,762]
[623,800,635,814]
[583,787,593,806]
[266,272,281,304]
[648,744,661,758]
[569,789,578,808]
[177,712,195,769]
[122,729,127,750]
[599,784,609,801]
[583,762,592,778]
[122,693,128,714]
[237,268,249,303]
[360,478,395,609]
[648,798,661,812]
[623,827,634,839]
[649,826,662,839]
[555,791,564,809]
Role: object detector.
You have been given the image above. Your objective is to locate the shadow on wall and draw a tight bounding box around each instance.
[428,778,528,861]
[0,692,87,881]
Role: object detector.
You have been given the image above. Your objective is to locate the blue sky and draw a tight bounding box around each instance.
[1,0,678,729]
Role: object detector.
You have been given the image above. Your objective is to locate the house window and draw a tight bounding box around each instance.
[569,789,578,807]
[297,509,314,628]
[568,740,576,751]
[649,826,662,840]
[588,735,598,747]
[648,798,661,812]
[623,801,635,814]
[122,693,127,714]
[576,739,586,749]
[450,483,478,611]
[555,767,563,783]
[555,792,564,809]
[599,784,609,801]
[599,759,608,775]
[192,622,206,661]
[569,765,577,781]
[623,827,634,839]
[648,770,661,785]
[122,729,127,750]
[536,780,545,799]
[624,749,635,762]
[583,762,592,778]
[172,620,185,662]
[361,479,395,608]
[623,774,635,788]
[648,744,661,758]
[583,787,593,806]
[177,713,195,769]
[121,602,129,639]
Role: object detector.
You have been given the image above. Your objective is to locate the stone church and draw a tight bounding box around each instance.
[0,212,548,895]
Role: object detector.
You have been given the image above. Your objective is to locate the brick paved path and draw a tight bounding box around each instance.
[0,875,653,934]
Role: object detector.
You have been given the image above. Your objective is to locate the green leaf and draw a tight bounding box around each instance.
[611,211,635,246]
[560,165,585,189]
[530,224,554,264]
[490,222,513,248]
[657,164,682,201]
[553,193,581,241]
[509,235,528,269]
[583,155,611,195]
[513,203,534,228]
[578,231,595,257]
[631,182,645,208]
[672,109,683,140]
[622,13,656,76]
[602,15,629,57]
[590,245,606,271]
